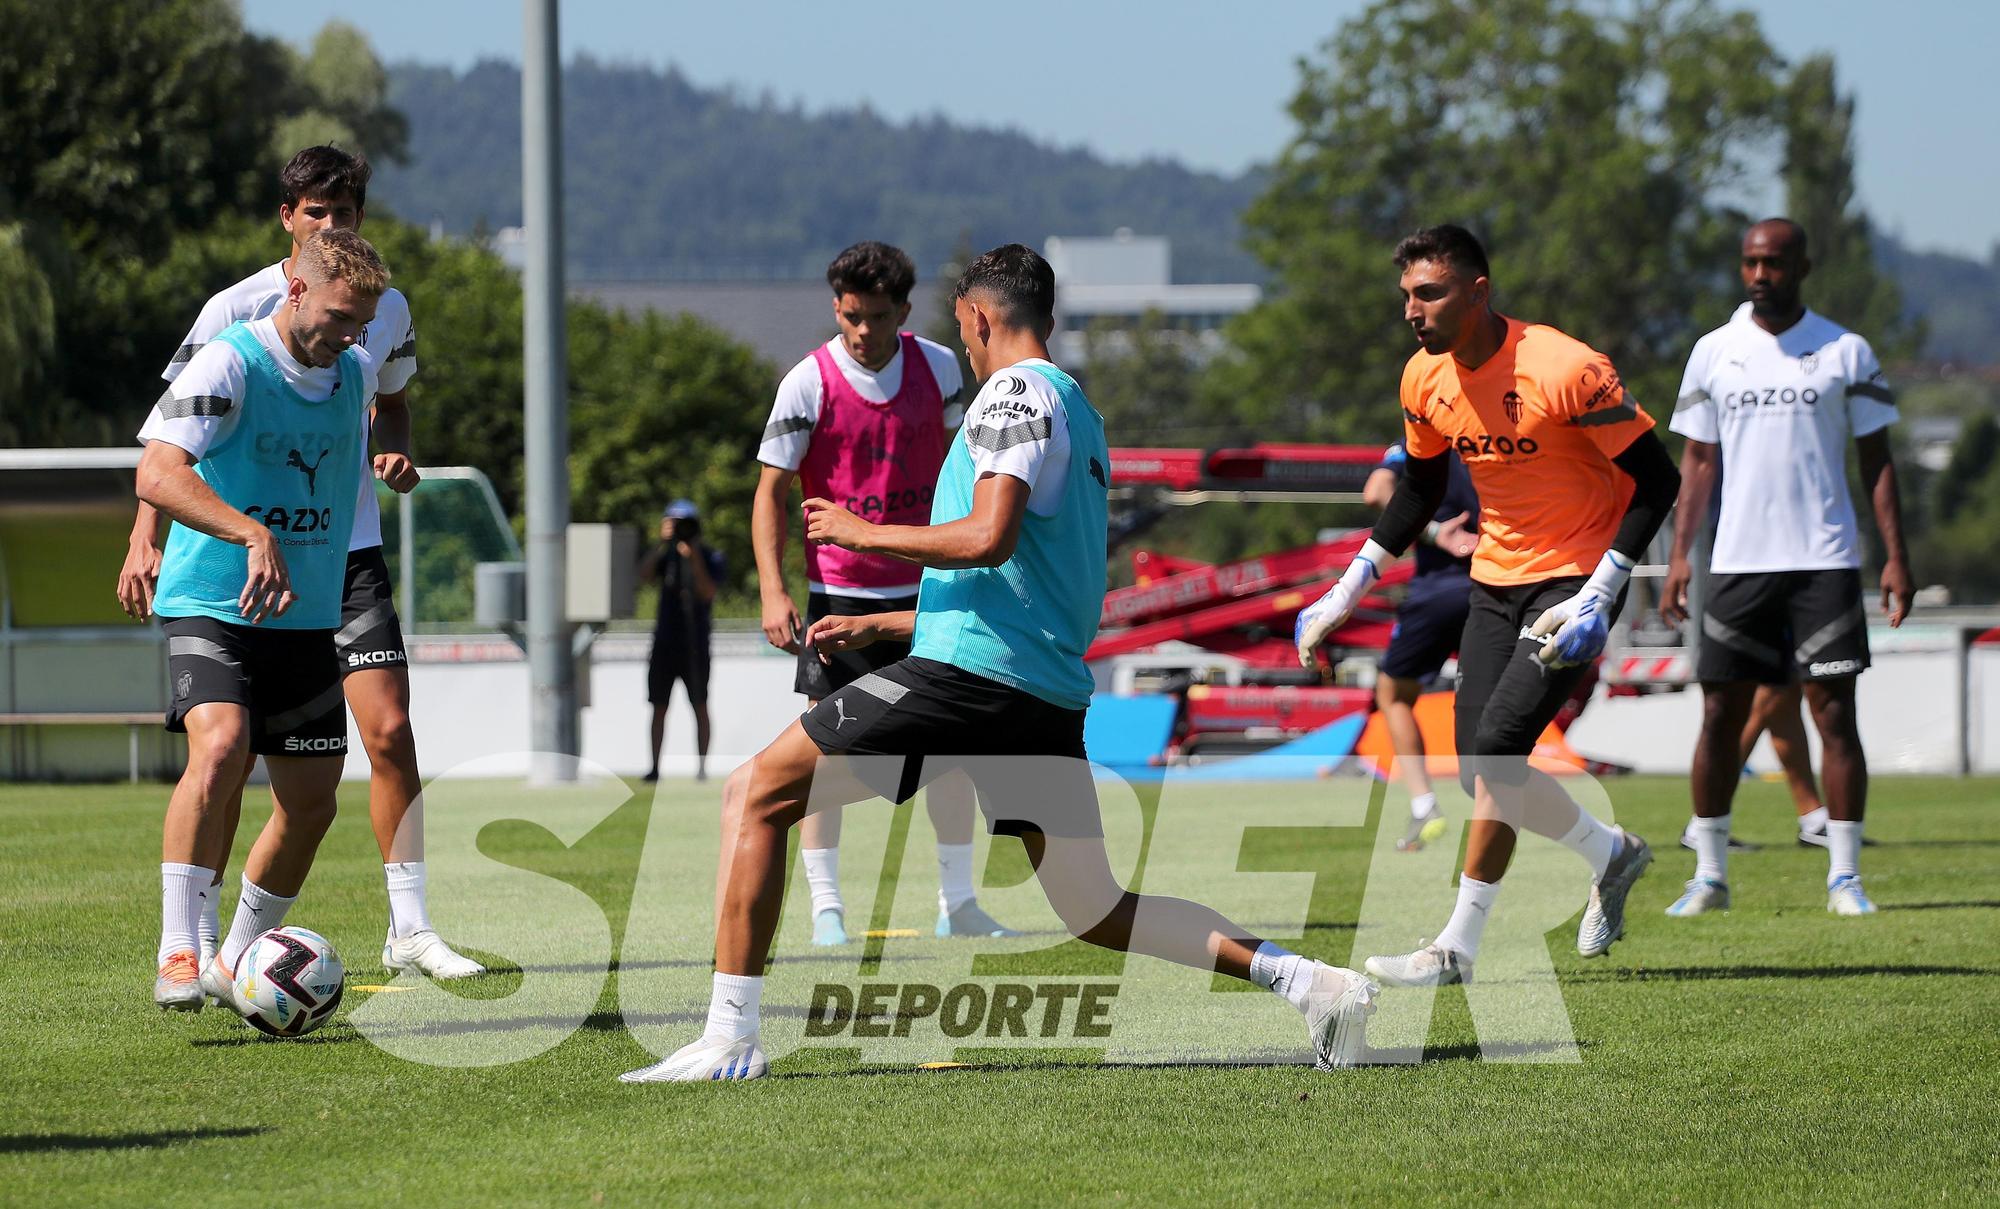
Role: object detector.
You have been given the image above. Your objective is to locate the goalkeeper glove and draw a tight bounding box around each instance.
[1295,540,1389,668]
[1527,549,1633,669]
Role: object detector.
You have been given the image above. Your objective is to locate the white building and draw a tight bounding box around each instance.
[1044,230,1261,367]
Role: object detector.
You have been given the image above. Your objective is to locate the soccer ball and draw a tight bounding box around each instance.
[234,926,346,1038]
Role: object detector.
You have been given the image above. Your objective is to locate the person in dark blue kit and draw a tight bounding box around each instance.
[1362,443,1480,851]
[641,499,723,782]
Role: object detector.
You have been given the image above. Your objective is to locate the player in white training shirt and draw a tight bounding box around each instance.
[1660,218,1913,918]
[749,241,1016,945]
[120,146,483,982]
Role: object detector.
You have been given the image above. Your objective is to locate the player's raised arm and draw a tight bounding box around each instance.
[135,440,292,623]
[1294,442,1451,668]
[1522,343,1680,667]
[803,608,916,661]
[804,470,1027,569]
[1520,432,1680,672]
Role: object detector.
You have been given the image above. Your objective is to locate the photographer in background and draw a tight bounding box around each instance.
[641,499,723,782]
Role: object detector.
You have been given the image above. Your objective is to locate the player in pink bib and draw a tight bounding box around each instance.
[797,331,948,593]
[750,241,1019,944]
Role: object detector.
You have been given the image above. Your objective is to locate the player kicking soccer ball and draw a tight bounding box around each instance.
[122,147,481,984]
[622,245,1377,1081]
[142,231,395,1013]
[1659,219,1912,918]
[1298,225,1680,987]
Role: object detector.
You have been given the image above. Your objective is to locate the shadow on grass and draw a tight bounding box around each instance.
[0,1126,270,1153]
[758,1039,1589,1080]
[1576,963,1999,983]
[1886,900,2000,912]
[437,954,942,978]
[189,1024,368,1049]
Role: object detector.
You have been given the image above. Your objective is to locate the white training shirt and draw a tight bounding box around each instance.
[160,261,418,550]
[756,335,965,472]
[964,359,1071,517]
[1671,303,1897,574]
[139,316,381,459]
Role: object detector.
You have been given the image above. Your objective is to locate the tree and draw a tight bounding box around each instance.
[0,222,55,433]
[0,4,415,435]
[0,0,286,254]
[271,21,410,166]
[568,307,774,596]
[1223,0,1787,444]
[1077,313,1222,445]
[1780,54,1916,359]
[1913,415,2000,602]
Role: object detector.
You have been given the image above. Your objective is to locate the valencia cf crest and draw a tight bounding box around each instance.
[1502,390,1524,426]
[176,671,193,700]
[1799,351,1819,374]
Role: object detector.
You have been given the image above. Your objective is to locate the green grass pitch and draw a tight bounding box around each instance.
[2,774,1997,1206]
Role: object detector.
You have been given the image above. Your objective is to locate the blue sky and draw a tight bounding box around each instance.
[241,0,1998,258]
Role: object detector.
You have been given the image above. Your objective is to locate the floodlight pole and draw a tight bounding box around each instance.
[523,0,577,781]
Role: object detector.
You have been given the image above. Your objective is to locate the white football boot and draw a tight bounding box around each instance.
[620,1034,768,1083]
[198,956,253,1019]
[1299,963,1379,1070]
[1665,878,1730,917]
[1577,829,1652,957]
[382,930,486,979]
[1827,875,1878,916]
[1365,942,1473,988]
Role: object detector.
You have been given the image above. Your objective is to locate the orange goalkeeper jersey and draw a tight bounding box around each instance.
[1400,317,1653,586]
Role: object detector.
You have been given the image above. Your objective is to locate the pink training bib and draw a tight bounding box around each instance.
[800,333,948,592]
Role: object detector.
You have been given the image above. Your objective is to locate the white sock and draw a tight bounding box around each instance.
[801,847,842,917]
[936,842,977,915]
[158,863,215,965]
[1690,814,1732,884]
[1826,820,1863,886]
[1410,791,1438,820]
[1799,805,1829,835]
[1433,876,1499,960]
[1557,809,1622,879]
[1248,940,1315,1011]
[218,877,296,972]
[384,862,434,939]
[198,876,223,958]
[705,972,763,1041]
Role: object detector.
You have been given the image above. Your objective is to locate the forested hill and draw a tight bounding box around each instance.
[378,59,1264,283]
[1878,236,2000,366]
[379,58,1997,363]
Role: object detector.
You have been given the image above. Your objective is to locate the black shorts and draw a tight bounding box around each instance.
[800,656,1100,837]
[1697,569,1869,684]
[161,615,347,757]
[648,632,711,705]
[335,546,408,675]
[794,590,917,699]
[1379,576,1472,682]
[1452,578,1621,790]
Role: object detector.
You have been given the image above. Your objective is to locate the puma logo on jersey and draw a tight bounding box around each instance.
[1088,456,1108,489]
[834,699,854,730]
[287,447,331,495]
